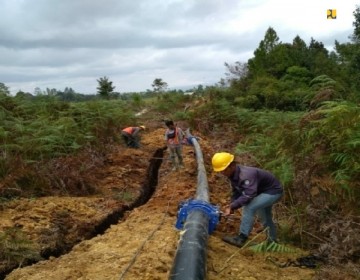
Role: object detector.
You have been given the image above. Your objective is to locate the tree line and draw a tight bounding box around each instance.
[0,76,174,102]
[221,6,360,111]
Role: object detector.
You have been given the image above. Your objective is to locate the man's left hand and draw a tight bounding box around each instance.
[223,206,233,216]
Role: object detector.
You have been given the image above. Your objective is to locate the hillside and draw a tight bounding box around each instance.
[1,124,317,280]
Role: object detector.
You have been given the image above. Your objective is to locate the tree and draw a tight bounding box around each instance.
[267,43,296,78]
[291,35,308,67]
[306,38,339,77]
[224,61,248,84]
[260,26,280,54]
[217,78,228,88]
[248,27,280,77]
[196,84,204,92]
[308,38,328,57]
[15,90,33,99]
[46,88,57,96]
[64,87,76,95]
[34,87,43,96]
[0,82,10,96]
[352,5,360,43]
[332,6,360,95]
[151,78,168,93]
[97,76,115,99]
[281,66,312,85]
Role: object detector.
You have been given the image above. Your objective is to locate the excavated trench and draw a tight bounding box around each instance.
[0,147,166,280]
[94,147,166,235]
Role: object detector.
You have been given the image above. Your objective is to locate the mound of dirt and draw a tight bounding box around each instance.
[3,126,315,280]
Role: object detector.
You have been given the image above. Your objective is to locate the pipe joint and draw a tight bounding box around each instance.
[175,199,220,234]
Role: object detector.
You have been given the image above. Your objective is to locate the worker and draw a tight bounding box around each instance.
[121,125,145,148]
[212,152,283,247]
[164,120,184,171]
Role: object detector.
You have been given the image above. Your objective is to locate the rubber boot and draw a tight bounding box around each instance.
[222,233,248,248]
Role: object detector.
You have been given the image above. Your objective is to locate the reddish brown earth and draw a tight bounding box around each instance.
[2,125,315,280]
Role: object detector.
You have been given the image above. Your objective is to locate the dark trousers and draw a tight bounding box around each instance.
[121,132,139,148]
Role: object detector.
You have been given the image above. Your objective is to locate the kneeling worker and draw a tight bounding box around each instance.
[212,152,283,247]
[121,125,146,148]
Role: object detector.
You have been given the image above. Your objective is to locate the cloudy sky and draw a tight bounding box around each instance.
[1,0,358,95]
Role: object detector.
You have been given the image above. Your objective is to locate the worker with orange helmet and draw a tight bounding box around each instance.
[121,125,146,148]
[212,152,283,247]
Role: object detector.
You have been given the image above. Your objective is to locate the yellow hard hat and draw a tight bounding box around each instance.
[139,125,146,130]
[212,152,234,172]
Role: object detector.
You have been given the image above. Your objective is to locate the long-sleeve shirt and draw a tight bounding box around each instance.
[229,165,283,210]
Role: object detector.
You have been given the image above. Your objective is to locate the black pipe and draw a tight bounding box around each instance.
[169,130,210,280]
[191,135,209,203]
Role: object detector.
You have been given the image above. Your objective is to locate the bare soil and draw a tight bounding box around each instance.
[2,126,316,280]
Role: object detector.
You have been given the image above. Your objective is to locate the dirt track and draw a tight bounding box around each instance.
[4,126,315,280]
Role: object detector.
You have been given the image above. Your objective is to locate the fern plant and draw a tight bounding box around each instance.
[250,241,298,253]
[234,110,302,187]
[0,227,41,266]
[0,97,136,194]
[301,101,360,201]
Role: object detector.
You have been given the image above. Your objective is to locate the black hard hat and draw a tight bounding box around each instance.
[165,120,174,126]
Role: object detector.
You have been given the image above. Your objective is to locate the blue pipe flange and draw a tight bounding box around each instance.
[175,199,220,234]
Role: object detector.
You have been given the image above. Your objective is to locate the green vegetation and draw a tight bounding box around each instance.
[151,78,168,93]
[250,241,297,253]
[0,4,359,273]
[97,76,116,99]
[0,227,41,267]
[0,94,135,196]
[164,6,360,266]
[113,190,135,202]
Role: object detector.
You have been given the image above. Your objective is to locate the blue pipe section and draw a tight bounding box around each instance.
[175,199,220,234]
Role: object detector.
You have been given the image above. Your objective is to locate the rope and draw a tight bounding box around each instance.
[118,189,175,280]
